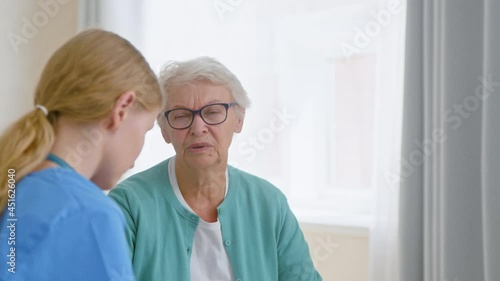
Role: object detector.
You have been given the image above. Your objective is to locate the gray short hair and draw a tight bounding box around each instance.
[157,56,251,129]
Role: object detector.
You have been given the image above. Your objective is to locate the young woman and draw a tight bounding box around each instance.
[0,29,164,281]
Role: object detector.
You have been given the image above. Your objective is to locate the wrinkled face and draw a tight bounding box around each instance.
[161,80,244,169]
[94,108,158,189]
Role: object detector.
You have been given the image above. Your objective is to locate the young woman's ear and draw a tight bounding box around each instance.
[103,91,136,130]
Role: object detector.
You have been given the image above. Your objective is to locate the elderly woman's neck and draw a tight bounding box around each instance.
[175,160,227,200]
[174,160,227,222]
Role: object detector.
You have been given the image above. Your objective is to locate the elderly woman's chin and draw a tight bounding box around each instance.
[183,151,225,168]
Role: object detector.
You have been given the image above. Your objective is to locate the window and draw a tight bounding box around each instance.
[102,0,406,227]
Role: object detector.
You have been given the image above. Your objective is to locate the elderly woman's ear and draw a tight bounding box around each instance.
[161,125,172,144]
[235,107,245,133]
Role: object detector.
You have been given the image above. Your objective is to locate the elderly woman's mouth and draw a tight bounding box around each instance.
[188,142,212,152]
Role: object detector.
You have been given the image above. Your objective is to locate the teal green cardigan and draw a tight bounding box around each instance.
[108,158,322,281]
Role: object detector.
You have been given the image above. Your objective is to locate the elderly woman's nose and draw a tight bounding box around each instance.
[189,114,208,134]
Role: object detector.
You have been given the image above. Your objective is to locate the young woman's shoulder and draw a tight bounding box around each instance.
[0,167,127,272]
[15,167,123,225]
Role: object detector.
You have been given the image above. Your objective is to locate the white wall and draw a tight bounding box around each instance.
[0,0,79,132]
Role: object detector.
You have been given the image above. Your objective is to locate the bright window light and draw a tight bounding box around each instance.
[104,0,406,227]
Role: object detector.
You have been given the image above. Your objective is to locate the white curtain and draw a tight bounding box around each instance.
[400,0,500,280]
[78,0,143,49]
[368,1,406,281]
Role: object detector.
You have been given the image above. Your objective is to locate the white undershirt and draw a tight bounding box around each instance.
[168,157,234,281]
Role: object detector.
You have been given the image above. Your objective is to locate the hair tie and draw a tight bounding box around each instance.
[35,104,48,116]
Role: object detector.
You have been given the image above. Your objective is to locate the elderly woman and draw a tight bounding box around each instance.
[109,57,322,281]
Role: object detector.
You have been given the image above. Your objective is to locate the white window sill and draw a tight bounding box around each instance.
[295,210,371,237]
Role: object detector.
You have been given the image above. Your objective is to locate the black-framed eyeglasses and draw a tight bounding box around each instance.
[163,102,238,130]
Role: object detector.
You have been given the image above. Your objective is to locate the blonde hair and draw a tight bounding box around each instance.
[0,29,165,214]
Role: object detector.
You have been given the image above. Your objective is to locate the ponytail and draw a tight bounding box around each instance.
[0,108,55,214]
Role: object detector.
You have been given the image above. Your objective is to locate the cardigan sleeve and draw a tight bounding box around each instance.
[108,185,137,259]
[276,198,323,281]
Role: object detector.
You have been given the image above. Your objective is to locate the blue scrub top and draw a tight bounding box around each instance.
[0,161,135,281]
